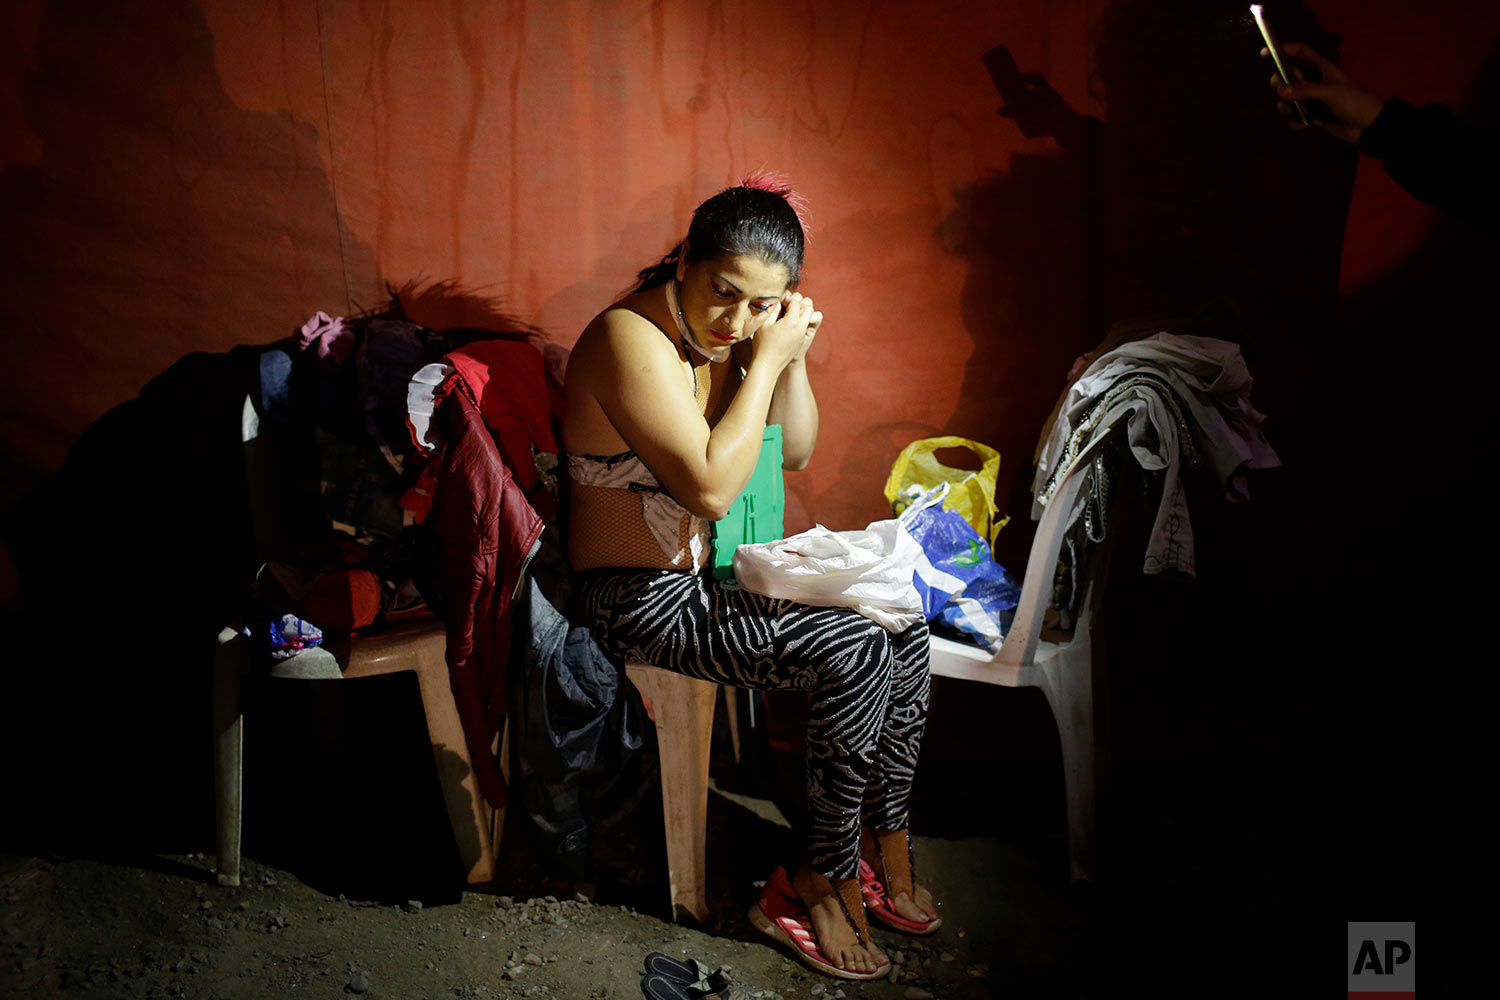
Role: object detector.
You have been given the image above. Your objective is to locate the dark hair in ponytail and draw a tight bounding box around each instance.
[633,179,808,292]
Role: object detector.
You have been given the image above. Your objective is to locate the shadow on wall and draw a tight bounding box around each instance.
[394,278,546,338]
[942,0,1356,571]
[0,0,377,854]
[0,0,377,509]
[909,0,1381,884]
[0,2,565,862]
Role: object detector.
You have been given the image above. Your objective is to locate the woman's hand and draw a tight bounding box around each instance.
[752,291,818,371]
[1266,42,1386,144]
[793,305,823,364]
[765,296,821,469]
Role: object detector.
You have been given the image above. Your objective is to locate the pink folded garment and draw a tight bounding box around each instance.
[297,311,355,369]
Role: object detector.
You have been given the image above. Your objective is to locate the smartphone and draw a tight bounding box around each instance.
[1250,5,1310,124]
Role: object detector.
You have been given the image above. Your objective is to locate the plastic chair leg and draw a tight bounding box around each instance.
[213,628,248,888]
[342,621,503,885]
[723,686,743,767]
[1035,639,1097,882]
[625,662,717,923]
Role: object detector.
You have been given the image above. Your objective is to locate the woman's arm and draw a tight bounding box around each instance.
[585,295,816,519]
[767,335,819,470]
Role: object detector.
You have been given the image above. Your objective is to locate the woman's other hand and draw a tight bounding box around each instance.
[794,306,823,364]
[1266,42,1385,143]
[764,295,821,469]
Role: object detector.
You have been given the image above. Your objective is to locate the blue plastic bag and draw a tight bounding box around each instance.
[900,485,1021,651]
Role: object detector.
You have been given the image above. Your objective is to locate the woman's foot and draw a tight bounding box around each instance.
[859,827,940,932]
[748,867,890,981]
[789,865,888,976]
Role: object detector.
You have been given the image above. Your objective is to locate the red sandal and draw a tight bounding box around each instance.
[747,867,890,981]
[858,830,942,935]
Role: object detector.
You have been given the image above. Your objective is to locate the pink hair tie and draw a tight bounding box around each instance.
[739,170,812,240]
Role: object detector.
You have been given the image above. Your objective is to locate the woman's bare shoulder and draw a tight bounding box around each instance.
[574,297,674,367]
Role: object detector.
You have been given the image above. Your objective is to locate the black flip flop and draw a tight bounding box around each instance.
[639,953,781,1000]
[641,952,713,1000]
[640,971,696,1000]
[644,952,708,985]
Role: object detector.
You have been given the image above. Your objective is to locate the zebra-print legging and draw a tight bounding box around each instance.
[578,568,931,880]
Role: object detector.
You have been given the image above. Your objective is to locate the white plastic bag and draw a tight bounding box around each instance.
[732,520,923,632]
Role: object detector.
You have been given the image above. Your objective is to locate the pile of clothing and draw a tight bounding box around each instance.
[1032,328,1281,613]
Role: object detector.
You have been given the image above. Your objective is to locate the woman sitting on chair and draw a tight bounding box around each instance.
[563,177,939,980]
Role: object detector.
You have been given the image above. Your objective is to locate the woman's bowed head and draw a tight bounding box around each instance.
[634,179,822,390]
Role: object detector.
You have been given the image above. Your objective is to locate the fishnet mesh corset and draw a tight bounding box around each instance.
[569,483,709,572]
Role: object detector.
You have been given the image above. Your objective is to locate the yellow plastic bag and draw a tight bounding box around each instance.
[884,436,1009,546]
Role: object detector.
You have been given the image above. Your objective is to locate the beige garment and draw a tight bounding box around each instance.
[1032,299,1247,470]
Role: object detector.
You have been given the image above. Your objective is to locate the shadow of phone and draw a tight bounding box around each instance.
[983,44,1090,150]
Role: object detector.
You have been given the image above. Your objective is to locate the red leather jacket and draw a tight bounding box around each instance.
[433,379,544,808]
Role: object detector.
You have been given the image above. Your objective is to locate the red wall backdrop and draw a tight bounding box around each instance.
[2,0,1498,558]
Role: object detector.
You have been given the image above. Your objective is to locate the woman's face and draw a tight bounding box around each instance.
[675,250,791,351]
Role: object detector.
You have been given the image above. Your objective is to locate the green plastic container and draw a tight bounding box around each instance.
[711,424,784,581]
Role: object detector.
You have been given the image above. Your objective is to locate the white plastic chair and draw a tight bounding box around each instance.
[927,411,1130,881]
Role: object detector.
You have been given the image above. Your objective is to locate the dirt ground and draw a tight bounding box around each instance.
[4,709,1424,1000]
[0,672,1147,1000]
[1,833,1083,1000]
[0,787,1124,1000]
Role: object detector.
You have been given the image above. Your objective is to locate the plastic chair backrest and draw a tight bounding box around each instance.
[997,410,1130,668]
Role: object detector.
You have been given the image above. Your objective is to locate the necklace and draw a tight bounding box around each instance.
[664,280,698,398]
[664,280,730,399]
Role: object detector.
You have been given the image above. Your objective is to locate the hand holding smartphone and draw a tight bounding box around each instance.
[1253,23,1386,144]
[1251,5,1310,124]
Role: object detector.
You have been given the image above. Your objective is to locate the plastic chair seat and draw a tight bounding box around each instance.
[213,616,506,888]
